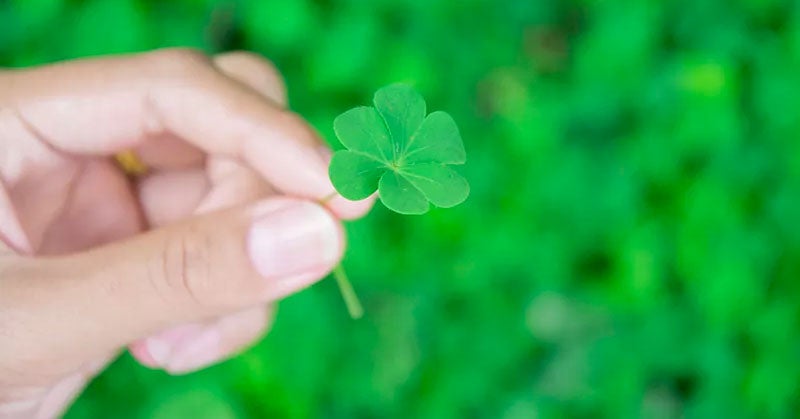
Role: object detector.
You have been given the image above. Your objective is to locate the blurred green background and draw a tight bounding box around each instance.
[3,0,800,417]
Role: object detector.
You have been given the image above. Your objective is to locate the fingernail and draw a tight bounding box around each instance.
[164,328,222,374]
[247,201,341,280]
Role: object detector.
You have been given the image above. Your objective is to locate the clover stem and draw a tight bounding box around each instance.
[333,264,364,319]
[316,191,363,318]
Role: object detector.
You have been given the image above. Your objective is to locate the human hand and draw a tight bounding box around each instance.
[0,49,373,418]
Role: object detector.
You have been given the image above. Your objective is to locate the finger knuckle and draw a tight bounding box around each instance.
[155,229,216,309]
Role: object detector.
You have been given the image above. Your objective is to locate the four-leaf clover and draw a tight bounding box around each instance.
[329,84,469,214]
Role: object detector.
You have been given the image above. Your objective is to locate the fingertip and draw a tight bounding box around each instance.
[129,307,273,375]
[327,193,377,220]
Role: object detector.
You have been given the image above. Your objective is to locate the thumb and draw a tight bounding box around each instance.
[0,197,342,366]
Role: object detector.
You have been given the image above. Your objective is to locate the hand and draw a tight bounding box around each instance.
[0,49,373,418]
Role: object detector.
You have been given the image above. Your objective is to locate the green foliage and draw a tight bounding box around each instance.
[2,0,800,418]
[330,84,469,214]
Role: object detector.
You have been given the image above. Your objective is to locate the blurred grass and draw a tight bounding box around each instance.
[3,0,800,417]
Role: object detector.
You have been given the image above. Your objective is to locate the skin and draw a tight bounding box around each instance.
[0,49,374,418]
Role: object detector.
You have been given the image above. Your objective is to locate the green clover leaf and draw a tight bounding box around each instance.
[329,84,469,214]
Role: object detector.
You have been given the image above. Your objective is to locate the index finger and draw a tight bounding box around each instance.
[0,49,372,219]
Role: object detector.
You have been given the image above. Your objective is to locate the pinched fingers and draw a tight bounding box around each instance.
[2,48,373,219]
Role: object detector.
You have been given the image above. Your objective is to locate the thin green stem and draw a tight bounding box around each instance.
[333,264,364,319]
[320,191,362,318]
